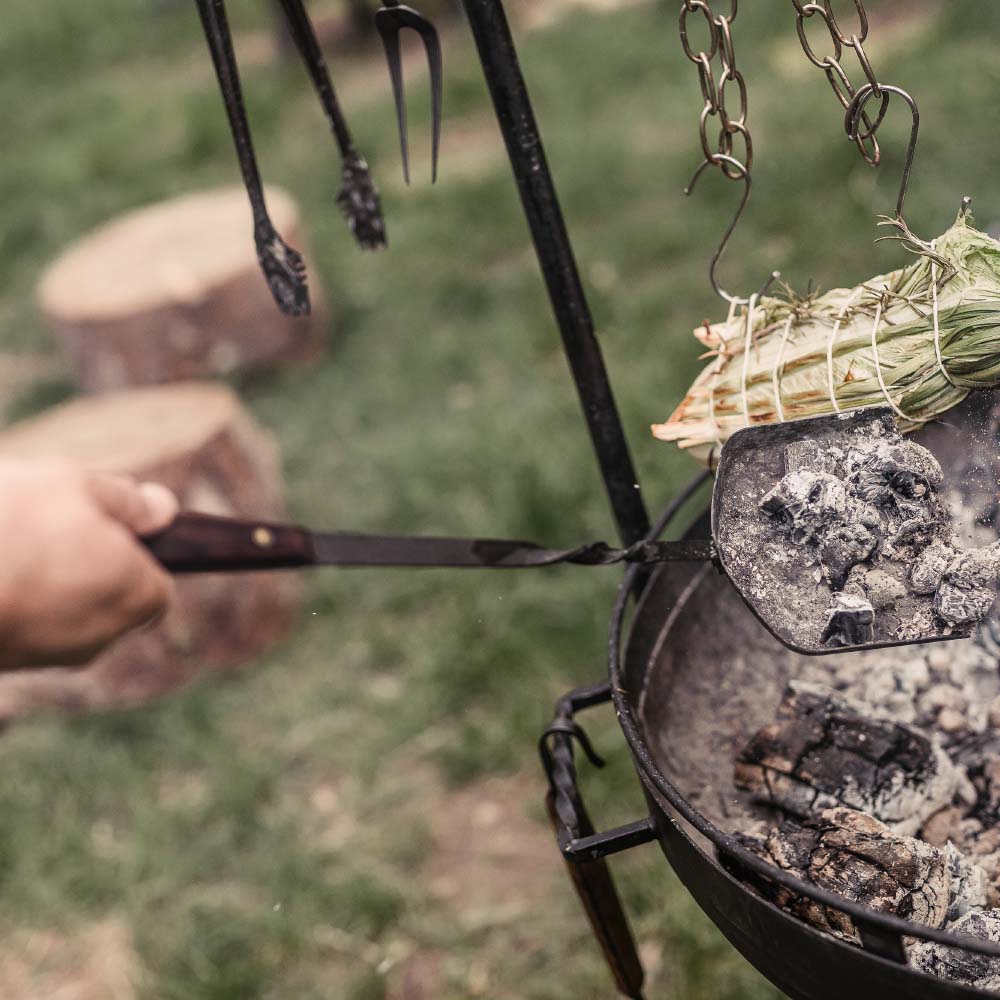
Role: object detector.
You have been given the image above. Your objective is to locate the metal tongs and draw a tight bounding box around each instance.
[276,0,387,248]
[145,409,969,656]
[195,0,444,306]
[195,0,311,316]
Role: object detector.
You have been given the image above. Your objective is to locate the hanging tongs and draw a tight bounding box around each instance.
[275,0,387,249]
[195,0,310,316]
[375,0,443,183]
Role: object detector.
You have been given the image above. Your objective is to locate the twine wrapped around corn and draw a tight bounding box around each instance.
[653,213,1000,466]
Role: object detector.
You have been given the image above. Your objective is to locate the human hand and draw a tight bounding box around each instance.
[0,461,178,669]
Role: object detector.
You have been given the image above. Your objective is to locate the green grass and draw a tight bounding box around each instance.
[2,0,999,996]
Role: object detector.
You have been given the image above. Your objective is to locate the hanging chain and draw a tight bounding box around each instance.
[679,1,775,304]
[679,1,914,302]
[679,1,750,181]
[790,1,893,165]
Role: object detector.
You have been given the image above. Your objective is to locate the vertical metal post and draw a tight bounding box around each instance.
[460,0,650,546]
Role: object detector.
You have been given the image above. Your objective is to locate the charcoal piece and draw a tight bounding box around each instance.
[821,593,875,647]
[818,516,880,590]
[936,546,1000,627]
[910,909,1000,992]
[783,439,843,476]
[850,567,907,610]
[945,842,990,921]
[845,440,943,510]
[760,470,848,546]
[911,543,954,595]
[724,807,960,942]
[735,682,961,836]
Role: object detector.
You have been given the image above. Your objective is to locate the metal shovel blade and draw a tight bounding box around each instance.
[711,407,976,656]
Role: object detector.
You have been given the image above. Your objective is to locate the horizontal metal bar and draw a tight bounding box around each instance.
[564,818,657,862]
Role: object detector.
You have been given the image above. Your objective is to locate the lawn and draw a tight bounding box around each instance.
[1,1,999,997]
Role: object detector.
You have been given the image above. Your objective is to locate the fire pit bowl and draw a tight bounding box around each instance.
[543,394,1000,1000]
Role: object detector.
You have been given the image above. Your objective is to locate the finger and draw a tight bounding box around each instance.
[127,559,175,626]
[135,482,179,536]
[88,473,178,536]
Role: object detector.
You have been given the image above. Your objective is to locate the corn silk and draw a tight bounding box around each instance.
[652,214,1000,467]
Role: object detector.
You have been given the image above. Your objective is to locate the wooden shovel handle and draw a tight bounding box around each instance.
[144,512,316,573]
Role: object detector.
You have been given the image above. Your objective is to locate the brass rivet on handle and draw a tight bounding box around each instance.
[252,526,275,548]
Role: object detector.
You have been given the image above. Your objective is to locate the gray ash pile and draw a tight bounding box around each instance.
[729,646,1000,989]
[759,429,1000,647]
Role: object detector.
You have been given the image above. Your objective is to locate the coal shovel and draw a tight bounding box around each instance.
[144,407,976,655]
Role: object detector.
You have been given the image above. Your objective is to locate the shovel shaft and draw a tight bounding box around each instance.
[144,514,716,574]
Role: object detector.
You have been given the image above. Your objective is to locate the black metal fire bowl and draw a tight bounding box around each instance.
[543,392,1000,1000]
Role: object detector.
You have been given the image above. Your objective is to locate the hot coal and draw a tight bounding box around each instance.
[821,593,874,647]
[759,429,1000,646]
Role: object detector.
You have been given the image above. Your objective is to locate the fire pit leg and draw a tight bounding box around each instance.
[541,683,657,999]
[460,0,650,550]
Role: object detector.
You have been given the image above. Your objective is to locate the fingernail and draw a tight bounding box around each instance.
[137,482,179,535]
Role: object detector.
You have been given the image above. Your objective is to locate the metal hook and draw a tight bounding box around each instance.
[845,84,919,222]
[375,0,443,184]
[685,154,778,306]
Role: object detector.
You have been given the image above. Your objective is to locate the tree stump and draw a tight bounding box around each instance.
[0,382,301,719]
[37,187,327,393]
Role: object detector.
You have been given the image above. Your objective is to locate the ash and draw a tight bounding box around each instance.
[731,623,1000,989]
[760,433,1000,647]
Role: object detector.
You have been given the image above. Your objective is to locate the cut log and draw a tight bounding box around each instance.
[37,187,327,393]
[735,681,961,837]
[0,382,300,718]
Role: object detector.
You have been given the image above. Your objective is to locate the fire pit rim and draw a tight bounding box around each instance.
[606,471,1000,962]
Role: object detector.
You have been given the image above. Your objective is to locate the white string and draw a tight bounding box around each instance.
[708,299,739,466]
[739,293,758,428]
[870,295,910,419]
[929,241,957,388]
[825,294,857,414]
[771,314,794,424]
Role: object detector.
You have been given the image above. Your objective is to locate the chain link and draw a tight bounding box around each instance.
[791,1,893,165]
[679,0,917,302]
[679,0,750,181]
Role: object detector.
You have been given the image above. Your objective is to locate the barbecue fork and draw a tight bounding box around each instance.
[275,0,387,249]
[195,0,311,316]
[375,0,443,183]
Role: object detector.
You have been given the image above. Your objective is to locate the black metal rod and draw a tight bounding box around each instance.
[460,0,650,547]
[565,818,657,863]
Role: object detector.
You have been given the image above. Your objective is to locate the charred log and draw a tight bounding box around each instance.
[735,682,961,836]
[723,807,986,943]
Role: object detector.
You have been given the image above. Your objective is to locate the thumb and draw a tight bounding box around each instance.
[88,473,179,537]
[135,482,180,536]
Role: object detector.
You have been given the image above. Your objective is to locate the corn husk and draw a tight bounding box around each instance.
[652,213,1000,466]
